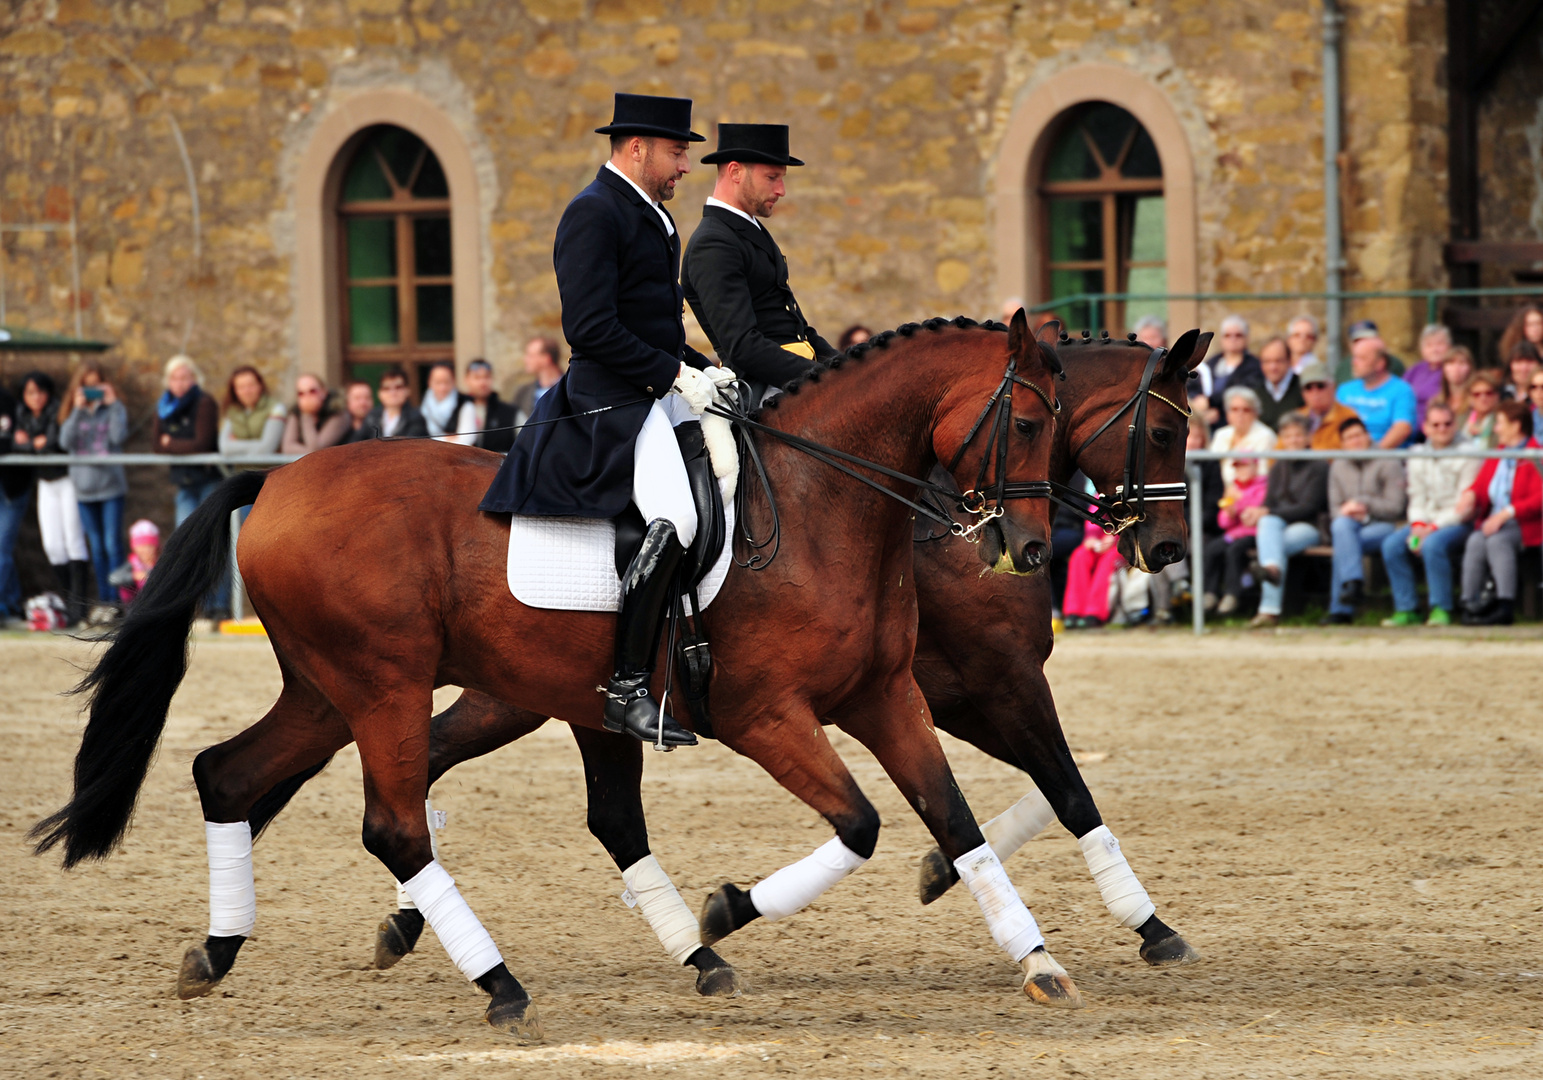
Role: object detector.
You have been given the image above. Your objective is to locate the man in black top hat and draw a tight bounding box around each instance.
[682,123,836,406]
[481,92,725,749]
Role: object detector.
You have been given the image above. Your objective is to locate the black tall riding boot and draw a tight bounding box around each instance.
[603,519,698,748]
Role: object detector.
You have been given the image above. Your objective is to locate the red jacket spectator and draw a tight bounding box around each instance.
[1468,438,1542,547]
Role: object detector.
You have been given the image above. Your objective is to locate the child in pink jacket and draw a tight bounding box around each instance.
[1204,456,1269,615]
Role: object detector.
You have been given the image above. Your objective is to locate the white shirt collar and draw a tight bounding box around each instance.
[604,161,674,237]
[705,195,761,230]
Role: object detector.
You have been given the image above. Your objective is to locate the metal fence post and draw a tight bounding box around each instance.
[1188,463,1205,636]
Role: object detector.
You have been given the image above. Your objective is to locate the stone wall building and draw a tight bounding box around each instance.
[2,0,1541,449]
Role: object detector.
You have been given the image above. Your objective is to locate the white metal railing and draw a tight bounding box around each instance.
[1182,446,1543,635]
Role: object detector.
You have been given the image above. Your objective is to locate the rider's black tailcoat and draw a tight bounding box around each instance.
[682,205,835,397]
[481,166,711,518]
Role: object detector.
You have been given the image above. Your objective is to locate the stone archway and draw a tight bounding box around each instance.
[292,89,485,385]
[994,64,1199,335]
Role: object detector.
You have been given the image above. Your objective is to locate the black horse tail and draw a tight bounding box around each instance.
[31,471,269,867]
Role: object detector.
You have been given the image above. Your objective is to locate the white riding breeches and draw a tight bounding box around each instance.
[632,396,698,549]
[36,476,89,565]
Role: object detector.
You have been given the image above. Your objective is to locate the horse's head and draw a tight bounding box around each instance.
[934,308,1062,575]
[1055,325,1212,571]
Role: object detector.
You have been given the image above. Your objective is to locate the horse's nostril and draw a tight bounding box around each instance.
[1022,540,1050,569]
[1151,541,1184,567]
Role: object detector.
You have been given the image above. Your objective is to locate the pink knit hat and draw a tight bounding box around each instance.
[129,519,161,545]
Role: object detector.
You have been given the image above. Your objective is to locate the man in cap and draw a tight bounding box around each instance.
[481,92,724,749]
[1297,359,1360,450]
[682,124,836,405]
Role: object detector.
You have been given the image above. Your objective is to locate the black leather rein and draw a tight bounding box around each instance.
[708,355,1058,570]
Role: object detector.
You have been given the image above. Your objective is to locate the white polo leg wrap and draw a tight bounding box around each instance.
[980,789,1058,862]
[1078,825,1156,929]
[749,836,869,922]
[620,855,702,965]
[400,860,503,983]
[205,821,256,938]
[395,800,443,911]
[954,842,1044,962]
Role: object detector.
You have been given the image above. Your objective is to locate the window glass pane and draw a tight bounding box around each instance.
[1127,196,1165,263]
[347,362,393,396]
[413,216,452,276]
[347,218,396,280]
[341,149,392,203]
[349,286,398,345]
[1044,121,1098,181]
[1048,269,1103,331]
[1123,126,1162,178]
[413,152,449,197]
[1047,199,1103,263]
[1124,268,1168,329]
[416,284,454,343]
[1081,103,1137,170]
[374,125,426,189]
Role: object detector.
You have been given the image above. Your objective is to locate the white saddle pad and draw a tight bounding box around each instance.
[507,484,735,613]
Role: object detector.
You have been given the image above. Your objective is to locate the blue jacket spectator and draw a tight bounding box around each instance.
[1337,338,1416,448]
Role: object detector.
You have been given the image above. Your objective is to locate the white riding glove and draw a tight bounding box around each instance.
[702,365,738,388]
[672,363,715,415]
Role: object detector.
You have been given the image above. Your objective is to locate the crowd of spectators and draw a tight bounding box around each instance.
[4,306,1541,633]
[0,344,556,630]
[1053,306,1543,630]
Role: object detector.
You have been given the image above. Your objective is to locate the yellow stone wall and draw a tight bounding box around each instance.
[0,0,1537,403]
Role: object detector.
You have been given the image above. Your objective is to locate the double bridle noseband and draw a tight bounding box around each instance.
[709,352,1059,569]
[1048,345,1191,537]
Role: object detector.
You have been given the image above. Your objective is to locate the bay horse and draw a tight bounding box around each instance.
[34,313,1071,1040]
[262,324,1211,987]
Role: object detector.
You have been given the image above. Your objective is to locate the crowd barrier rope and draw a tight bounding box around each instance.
[4,448,1541,634]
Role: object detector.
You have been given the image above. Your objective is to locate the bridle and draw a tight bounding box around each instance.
[1047,345,1191,537]
[709,351,1059,570]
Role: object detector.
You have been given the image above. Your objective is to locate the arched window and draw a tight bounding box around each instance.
[1039,103,1164,333]
[337,124,453,388]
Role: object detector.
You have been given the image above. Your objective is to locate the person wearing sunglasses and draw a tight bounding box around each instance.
[1294,361,1360,450]
[1378,403,1478,626]
[280,373,350,456]
[1459,371,1502,449]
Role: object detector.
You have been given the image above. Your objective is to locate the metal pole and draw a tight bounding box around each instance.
[1323,0,1345,379]
[1188,463,1205,636]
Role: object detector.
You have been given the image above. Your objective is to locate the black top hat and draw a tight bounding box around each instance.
[700,123,805,167]
[594,93,705,142]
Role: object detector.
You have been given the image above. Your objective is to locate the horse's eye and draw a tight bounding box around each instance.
[1150,427,1173,447]
[1015,418,1038,438]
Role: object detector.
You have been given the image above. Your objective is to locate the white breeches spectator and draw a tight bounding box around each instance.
[36,476,89,565]
[632,396,698,548]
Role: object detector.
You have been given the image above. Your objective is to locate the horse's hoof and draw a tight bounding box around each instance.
[699,883,753,947]
[176,944,224,1000]
[695,964,744,998]
[1025,973,1085,1008]
[1140,931,1201,968]
[374,908,425,970]
[1020,949,1084,1009]
[486,995,543,1042]
[918,847,958,905]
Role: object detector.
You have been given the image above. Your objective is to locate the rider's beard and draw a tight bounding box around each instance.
[642,144,678,202]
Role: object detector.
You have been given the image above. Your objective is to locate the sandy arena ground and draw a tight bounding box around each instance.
[3,630,1541,1078]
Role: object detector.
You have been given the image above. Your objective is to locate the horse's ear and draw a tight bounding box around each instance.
[1034,318,1062,345]
[1164,328,1208,379]
[1009,307,1060,377]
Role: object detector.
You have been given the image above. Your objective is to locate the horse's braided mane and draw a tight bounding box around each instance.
[756,314,1068,415]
